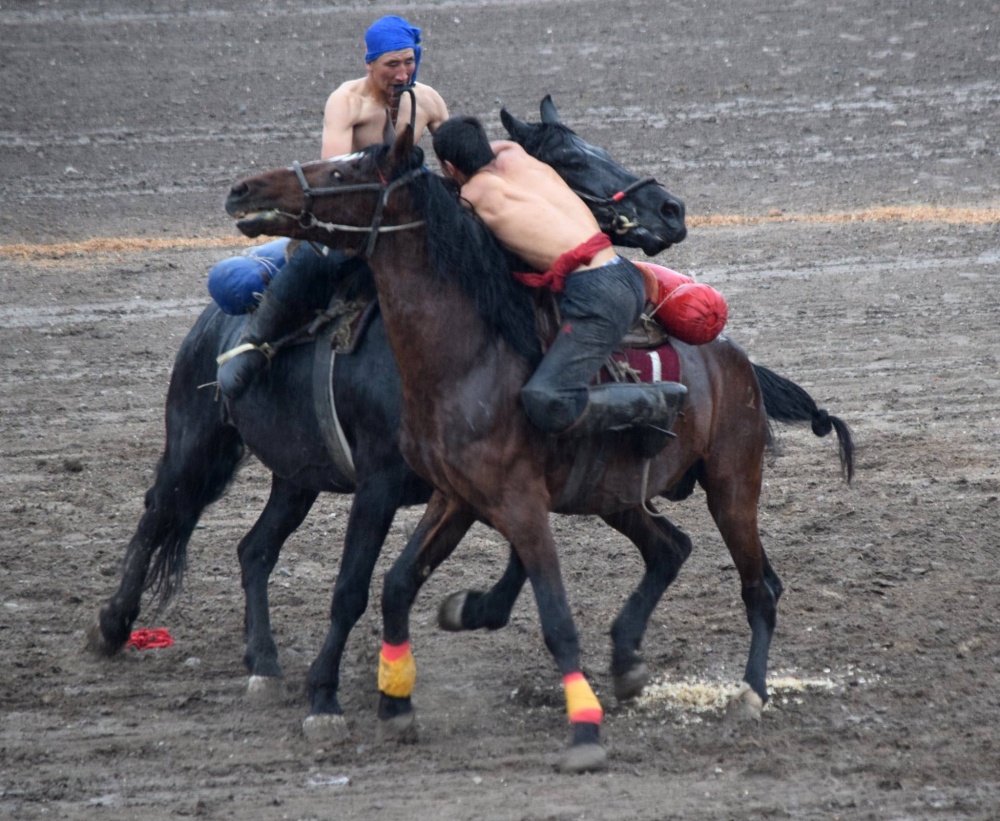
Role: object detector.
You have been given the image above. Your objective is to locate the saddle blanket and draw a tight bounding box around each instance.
[599,342,681,385]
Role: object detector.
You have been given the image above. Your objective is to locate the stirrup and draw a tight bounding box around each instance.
[216,341,275,366]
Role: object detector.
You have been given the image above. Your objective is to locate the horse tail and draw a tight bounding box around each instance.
[752,362,855,483]
[142,306,246,609]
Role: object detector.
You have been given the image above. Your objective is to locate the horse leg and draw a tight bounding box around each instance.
[437,545,527,632]
[238,475,319,701]
[703,471,780,721]
[514,510,607,773]
[302,468,412,742]
[601,505,693,701]
[377,492,477,743]
[87,395,244,656]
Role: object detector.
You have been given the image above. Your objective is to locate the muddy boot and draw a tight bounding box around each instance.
[216,245,339,401]
[216,289,294,400]
[568,382,688,458]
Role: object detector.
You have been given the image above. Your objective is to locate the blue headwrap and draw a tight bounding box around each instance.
[364,15,422,83]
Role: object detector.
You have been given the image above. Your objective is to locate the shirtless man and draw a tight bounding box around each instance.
[216,15,448,400]
[320,17,447,158]
[432,116,685,448]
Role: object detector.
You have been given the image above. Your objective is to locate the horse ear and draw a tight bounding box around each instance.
[388,123,415,170]
[540,95,560,124]
[500,108,531,143]
[383,108,397,146]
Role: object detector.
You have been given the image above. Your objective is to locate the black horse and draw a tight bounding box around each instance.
[88,98,852,743]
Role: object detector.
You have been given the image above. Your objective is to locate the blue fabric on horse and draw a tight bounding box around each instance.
[207,238,290,315]
[364,15,421,81]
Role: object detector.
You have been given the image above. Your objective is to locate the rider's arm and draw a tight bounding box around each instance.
[422,87,450,135]
[321,89,357,159]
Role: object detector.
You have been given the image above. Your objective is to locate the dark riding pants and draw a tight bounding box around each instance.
[520,257,646,433]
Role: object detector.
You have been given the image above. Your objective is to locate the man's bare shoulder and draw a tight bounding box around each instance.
[328,77,369,100]
[412,82,449,126]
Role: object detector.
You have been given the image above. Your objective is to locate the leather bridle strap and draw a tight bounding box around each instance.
[570,176,660,235]
[291,161,428,258]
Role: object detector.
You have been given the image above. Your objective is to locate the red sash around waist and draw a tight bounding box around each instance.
[513,232,613,293]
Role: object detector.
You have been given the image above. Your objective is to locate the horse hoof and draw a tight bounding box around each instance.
[246,675,284,705]
[302,712,350,744]
[377,711,418,744]
[557,743,607,774]
[613,662,650,701]
[725,683,764,723]
[437,592,468,632]
[84,622,119,657]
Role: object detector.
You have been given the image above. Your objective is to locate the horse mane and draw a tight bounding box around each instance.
[378,145,543,366]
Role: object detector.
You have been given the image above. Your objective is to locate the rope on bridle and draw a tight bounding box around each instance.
[571,176,660,235]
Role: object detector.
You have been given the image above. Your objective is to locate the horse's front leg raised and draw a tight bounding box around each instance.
[377,491,477,742]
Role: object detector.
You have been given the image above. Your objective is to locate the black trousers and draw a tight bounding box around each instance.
[520,257,646,433]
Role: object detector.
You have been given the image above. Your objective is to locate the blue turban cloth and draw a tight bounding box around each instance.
[364,15,422,83]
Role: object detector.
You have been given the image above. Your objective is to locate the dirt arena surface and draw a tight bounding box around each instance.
[2,1,998,818]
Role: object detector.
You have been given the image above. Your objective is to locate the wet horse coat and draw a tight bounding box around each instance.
[224,125,853,771]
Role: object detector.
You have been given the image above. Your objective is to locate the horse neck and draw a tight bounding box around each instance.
[366,230,494,390]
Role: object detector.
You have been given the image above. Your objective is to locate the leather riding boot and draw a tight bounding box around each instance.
[566,381,688,458]
[216,245,339,400]
[216,287,296,400]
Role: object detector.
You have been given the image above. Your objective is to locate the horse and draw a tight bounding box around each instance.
[86,98,689,742]
[223,124,855,772]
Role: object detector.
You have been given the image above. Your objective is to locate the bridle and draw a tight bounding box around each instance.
[290,161,427,259]
[288,85,426,259]
[570,176,661,235]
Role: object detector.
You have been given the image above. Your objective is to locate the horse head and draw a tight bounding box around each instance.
[501,96,687,256]
[225,128,425,255]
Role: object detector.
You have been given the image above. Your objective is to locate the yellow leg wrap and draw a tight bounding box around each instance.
[378,641,416,699]
[563,672,603,724]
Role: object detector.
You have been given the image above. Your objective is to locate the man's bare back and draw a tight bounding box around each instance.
[458,141,617,272]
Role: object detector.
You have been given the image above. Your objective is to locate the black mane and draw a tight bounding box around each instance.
[381,145,542,366]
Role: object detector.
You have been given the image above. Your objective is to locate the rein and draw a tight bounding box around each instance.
[571,176,660,235]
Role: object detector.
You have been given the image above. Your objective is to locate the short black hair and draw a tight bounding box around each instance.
[433,116,495,176]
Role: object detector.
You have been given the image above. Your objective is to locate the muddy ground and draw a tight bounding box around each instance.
[1,1,998,819]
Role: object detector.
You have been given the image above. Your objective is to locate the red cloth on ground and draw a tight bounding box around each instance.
[513,233,613,293]
[125,628,175,650]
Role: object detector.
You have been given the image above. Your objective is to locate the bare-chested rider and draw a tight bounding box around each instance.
[433,115,685,449]
[216,15,448,400]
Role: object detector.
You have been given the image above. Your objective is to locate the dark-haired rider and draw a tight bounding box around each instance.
[433,115,685,448]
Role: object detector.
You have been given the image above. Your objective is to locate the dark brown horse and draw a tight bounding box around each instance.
[225,127,853,772]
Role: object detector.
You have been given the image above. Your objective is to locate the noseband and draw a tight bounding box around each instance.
[291,160,428,259]
[570,176,660,235]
